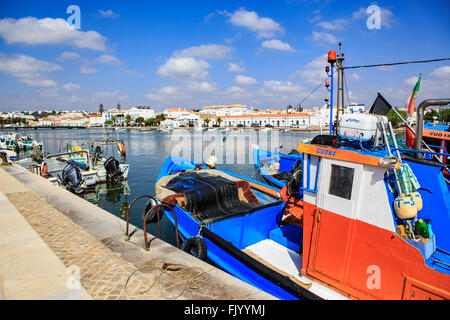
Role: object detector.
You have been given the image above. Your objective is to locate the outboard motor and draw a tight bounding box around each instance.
[104,157,123,184]
[60,164,85,194]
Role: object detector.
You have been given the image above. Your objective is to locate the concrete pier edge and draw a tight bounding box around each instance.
[0,164,276,300]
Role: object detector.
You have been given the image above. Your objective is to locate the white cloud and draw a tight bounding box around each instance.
[307,31,337,44]
[35,87,59,98]
[235,75,257,86]
[57,51,81,62]
[261,39,296,52]
[262,80,303,93]
[145,81,217,102]
[227,9,283,38]
[157,57,210,80]
[185,80,217,93]
[295,54,328,85]
[62,82,81,91]
[95,54,123,66]
[174,44,233,60]
[309,10,322,24]
[430,66,450,79]
[0,53,61,88]
[98,9,119,18]
[226,86,247,95]
[316,18,348,31]
[21,78,58,88]
[348,73,361,82]
[227,62,246,73]
[80,65,98,74]
[0,17,107,51]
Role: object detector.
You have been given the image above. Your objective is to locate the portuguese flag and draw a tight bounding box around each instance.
[405,74,422,148]
[405,74,422,118]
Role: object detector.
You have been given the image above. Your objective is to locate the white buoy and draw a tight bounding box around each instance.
[393,195,417,220]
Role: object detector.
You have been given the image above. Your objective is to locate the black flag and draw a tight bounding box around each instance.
[369,92,394,116]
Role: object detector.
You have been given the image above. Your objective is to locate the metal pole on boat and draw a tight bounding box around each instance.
[329,66,334,135]
[327,50,337,135]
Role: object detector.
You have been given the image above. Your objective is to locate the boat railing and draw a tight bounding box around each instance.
[414,99,450,157]
[392,148,450,160]
[397,139,448,155]
[44,150,92,170]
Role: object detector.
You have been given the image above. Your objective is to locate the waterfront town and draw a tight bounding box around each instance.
[1,102,368,129]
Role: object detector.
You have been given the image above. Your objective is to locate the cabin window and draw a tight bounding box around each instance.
[329,164,354,200]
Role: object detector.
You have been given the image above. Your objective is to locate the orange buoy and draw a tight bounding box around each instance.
[41,162,48,178]
[117,143,126,156]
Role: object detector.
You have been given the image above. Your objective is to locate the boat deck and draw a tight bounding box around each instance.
[245,239,348,300]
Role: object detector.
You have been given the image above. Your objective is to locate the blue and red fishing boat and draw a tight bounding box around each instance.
[149,47,450,300]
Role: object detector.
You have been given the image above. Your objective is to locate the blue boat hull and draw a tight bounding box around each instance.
[155,156,319,300]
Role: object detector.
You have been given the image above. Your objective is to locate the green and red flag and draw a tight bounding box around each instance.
[405,74,422,118]
[405,74,422,148]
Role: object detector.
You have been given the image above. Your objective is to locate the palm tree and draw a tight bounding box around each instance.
[155,114,166,126]
[217,117,223,127]
[125,114,132,126]
[111,116,118,127]
[204,118,210,127]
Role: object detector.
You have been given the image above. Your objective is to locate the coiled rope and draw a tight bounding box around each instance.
[124,262,211,299]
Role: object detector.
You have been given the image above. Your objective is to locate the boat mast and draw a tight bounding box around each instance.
[326,50,336,135]
[335,42,345,134]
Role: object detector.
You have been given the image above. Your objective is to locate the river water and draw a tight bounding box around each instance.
[2,128,319,245]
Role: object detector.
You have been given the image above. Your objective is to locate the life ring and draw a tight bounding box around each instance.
[41,162,48,178]
[182,236,207,261]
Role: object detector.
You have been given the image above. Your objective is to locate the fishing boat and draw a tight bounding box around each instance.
[152,156,322,300]
[152,116,450,299]
[0,133,19,150]
[16,135,42,151]
[143,44,450,300]
[0,149,17,164]
[17,138,129,192]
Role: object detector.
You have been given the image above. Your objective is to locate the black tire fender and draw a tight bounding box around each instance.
[143,198,160,223]
[182,236,207,261]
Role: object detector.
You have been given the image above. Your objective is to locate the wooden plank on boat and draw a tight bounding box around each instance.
[242,248,312,290]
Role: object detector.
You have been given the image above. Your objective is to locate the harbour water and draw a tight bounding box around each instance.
[1,128,319,245]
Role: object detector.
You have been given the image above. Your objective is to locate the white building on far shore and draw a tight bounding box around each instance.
[126,107,155,120]
[199,104,250,117]
[88,114,104,127]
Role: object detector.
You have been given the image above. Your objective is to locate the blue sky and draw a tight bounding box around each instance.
[0,0,449,112]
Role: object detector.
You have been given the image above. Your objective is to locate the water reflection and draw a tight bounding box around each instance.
[1,127,321,246]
